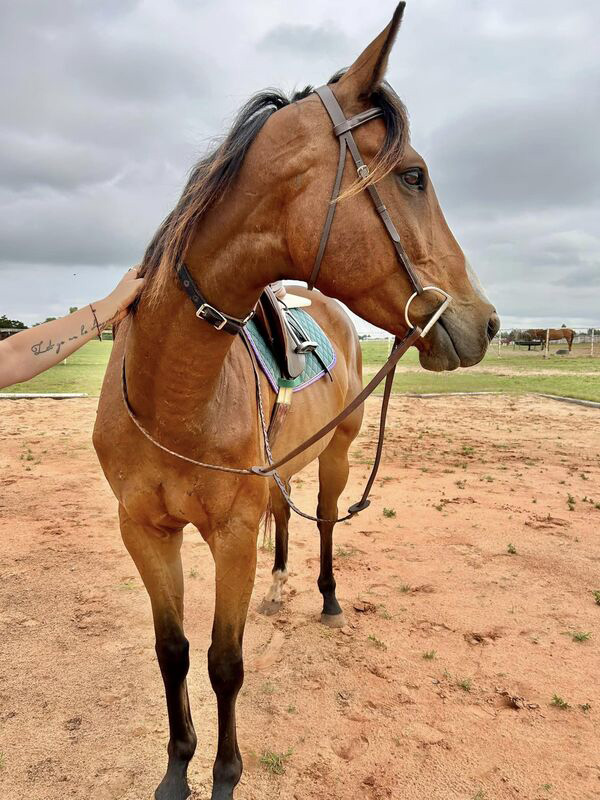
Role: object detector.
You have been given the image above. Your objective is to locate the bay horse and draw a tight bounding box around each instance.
[527,327,575,351]
[93,5,499,798]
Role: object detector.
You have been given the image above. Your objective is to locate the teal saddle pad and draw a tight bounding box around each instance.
[245,308,336,392]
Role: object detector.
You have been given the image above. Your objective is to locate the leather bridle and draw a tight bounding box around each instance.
[122,83,454,521]
[307,84,451,335]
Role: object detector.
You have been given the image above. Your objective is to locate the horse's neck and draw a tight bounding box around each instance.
[126,240,288,420]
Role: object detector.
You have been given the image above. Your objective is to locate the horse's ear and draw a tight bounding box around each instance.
[336,2,405,102]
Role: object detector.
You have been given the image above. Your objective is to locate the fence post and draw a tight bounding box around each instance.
[591,329,595,357]
[497,331,501,357]
[544,328,550,359]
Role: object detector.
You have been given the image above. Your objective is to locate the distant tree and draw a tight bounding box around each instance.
[32,317,58,327]
[69,306,78,314]
[561,323,566,328]
[0,314,27,329]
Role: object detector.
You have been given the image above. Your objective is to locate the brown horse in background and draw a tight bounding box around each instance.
[93,5,499,799]
[527,328,575,351]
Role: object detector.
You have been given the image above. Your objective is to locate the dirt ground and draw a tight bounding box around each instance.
[1,394,599,800]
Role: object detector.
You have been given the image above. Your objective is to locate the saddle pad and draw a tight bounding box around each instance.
[246,309,336,393]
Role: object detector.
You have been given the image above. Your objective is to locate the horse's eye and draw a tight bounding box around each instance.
[400,168,425,190]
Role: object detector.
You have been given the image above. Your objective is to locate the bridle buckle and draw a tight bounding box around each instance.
[357,164,369,180]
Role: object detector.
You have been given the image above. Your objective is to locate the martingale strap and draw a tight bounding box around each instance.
[308,85,424,296]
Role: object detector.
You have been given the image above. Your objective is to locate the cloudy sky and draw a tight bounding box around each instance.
[1,0,598,331]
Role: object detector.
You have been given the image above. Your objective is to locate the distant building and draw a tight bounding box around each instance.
[0,328,21,341]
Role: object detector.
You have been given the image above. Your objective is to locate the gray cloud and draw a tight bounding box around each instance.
[1,0,599,330]
[260,22,349,57]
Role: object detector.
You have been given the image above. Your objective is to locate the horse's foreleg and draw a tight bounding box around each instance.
[208,524,257,800]
[119,506,196,800]
[317,429,353,628]
[259,484,290,616]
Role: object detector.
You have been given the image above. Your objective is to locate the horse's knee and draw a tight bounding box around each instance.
[208,645,244,696]
[156,633,190,683]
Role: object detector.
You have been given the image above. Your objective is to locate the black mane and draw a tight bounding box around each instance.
[141,73,408,300]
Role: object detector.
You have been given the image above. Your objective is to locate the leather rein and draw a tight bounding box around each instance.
[121,84,452,522]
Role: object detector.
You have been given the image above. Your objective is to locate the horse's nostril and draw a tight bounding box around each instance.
[487,313,501,342]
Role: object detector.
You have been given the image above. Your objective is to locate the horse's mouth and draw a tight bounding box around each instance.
[417,315,488,372]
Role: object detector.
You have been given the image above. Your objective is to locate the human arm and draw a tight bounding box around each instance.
[0,267,144,390]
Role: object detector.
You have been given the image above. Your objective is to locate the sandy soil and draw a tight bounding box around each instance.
[1,395,599,800]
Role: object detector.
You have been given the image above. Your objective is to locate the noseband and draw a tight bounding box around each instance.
[122,83,454,522]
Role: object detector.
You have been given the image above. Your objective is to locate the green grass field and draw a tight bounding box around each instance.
[2,338,599,402]
[4,340,111,396]
[361,339,600,402]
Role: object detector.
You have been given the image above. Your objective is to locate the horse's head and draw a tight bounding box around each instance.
[279,3,499,371]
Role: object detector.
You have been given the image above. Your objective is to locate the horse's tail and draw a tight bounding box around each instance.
[260,495,274,550]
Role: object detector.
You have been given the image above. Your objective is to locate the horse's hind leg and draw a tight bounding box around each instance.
[317,421,359,628]
[119,506,196,800]
[259,483,290,616]
[207,520,258,800]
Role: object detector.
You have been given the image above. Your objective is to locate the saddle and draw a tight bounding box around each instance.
[254,284,317,379]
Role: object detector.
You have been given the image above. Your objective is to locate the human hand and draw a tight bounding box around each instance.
[104,266,145,323]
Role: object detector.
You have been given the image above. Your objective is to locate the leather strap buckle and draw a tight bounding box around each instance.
[196,303,228,330]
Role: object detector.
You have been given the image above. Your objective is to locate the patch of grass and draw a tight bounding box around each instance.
[455,479,466,489]
[260,682,276,696]
[551,694,569,710]
[507,543,517,555]
[117,578,138,591]
[398,583,411,593]
[593,590,600,606]
[567,493,576,511]
[540,785,552,794]
[189,568,198,578]
[367,634,387,651]
[579,703,592,713]
[335,545,356,558]
[457,677,472,692]
[260,748,293,775]
[473,791,487,800]
[570,630,591,642]
[383,507,396,518]
[422,650,436,660]
[0,752,4,771]
[286,705,296,714]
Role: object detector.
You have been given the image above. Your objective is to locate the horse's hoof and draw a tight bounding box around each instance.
[258,598,282,617]
[320,612,346,628]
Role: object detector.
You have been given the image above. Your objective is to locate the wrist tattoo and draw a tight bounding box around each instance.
[89,304,104,340]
